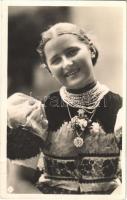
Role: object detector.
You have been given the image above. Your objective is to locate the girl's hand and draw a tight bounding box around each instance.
[24,102,48,139]
[7,93,48,139]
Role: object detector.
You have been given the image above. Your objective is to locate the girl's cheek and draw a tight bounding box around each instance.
[53,67,62,77]
[48,64,58,73]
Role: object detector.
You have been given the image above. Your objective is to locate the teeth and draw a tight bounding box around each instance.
[66,69,79,77]
[68,72,75,75]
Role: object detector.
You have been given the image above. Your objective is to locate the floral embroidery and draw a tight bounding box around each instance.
[43,155,119,181]
[69,110,113,143]
[71,111,89,132]
[90,122,100,133]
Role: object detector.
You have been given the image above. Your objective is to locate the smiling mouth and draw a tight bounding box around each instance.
[65,68,80,77]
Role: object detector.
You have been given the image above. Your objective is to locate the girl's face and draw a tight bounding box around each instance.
[44,34,96,90]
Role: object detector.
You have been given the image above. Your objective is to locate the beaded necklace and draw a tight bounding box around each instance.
[66,104,97,148]
[60,81,109,148]
[60,81,109,114]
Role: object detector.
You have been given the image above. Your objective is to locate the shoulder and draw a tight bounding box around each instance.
[105,91,122,102]
[44,91,61,108]
[104,91,122,111]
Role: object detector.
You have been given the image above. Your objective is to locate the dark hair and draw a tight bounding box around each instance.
[37,22,99,69]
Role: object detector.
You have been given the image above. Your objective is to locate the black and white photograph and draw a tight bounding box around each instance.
[0,1,126,199]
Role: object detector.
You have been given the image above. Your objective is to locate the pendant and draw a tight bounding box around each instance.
[77,109,85,118]
[73,136,84,148]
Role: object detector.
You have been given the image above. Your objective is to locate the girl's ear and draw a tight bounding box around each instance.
[40,64,51,73]
[91,51,96,59]
[40,64,47,69]
[89,46,96,59]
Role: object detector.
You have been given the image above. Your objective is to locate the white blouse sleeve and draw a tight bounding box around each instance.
[114,107,123,132]
[10,153,41,170]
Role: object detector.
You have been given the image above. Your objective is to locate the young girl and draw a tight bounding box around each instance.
[7,22,122,194]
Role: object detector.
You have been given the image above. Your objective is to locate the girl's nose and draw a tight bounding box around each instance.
[62,56,73,69]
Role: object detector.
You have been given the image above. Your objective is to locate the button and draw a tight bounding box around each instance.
[8,186,14,193]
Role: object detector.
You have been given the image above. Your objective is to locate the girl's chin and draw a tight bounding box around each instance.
[65,79,87,90]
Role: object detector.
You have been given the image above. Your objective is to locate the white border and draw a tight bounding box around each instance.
[0,1,126,200]
[1,0,127,7]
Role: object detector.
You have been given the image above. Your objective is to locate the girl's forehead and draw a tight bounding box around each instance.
[44,34,85,55]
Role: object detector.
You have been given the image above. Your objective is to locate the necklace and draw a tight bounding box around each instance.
[67,104,96,148]
[60,81,109,114]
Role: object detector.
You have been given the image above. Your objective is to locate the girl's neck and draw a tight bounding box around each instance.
[67,80,97,94]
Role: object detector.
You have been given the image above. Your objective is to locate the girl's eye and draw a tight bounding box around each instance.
[51,57,61,65]
[66,48,79,57]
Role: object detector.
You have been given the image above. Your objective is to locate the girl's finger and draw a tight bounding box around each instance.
[41,119,48,129]
[41,104,46,119]
[26,104,44,122]
[26,105,48,129]
[24,99,41,116]
[24,102,38,117]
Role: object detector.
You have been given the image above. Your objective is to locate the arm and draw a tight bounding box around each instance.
[7,93,48,193]
[7,127,44,194]
[111,108,123,195]
[7,159,41,194]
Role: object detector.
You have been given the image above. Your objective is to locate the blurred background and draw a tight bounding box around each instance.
[8,6,123,99]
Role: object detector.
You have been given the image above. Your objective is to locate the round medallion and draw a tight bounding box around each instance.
[73,137,84,148]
